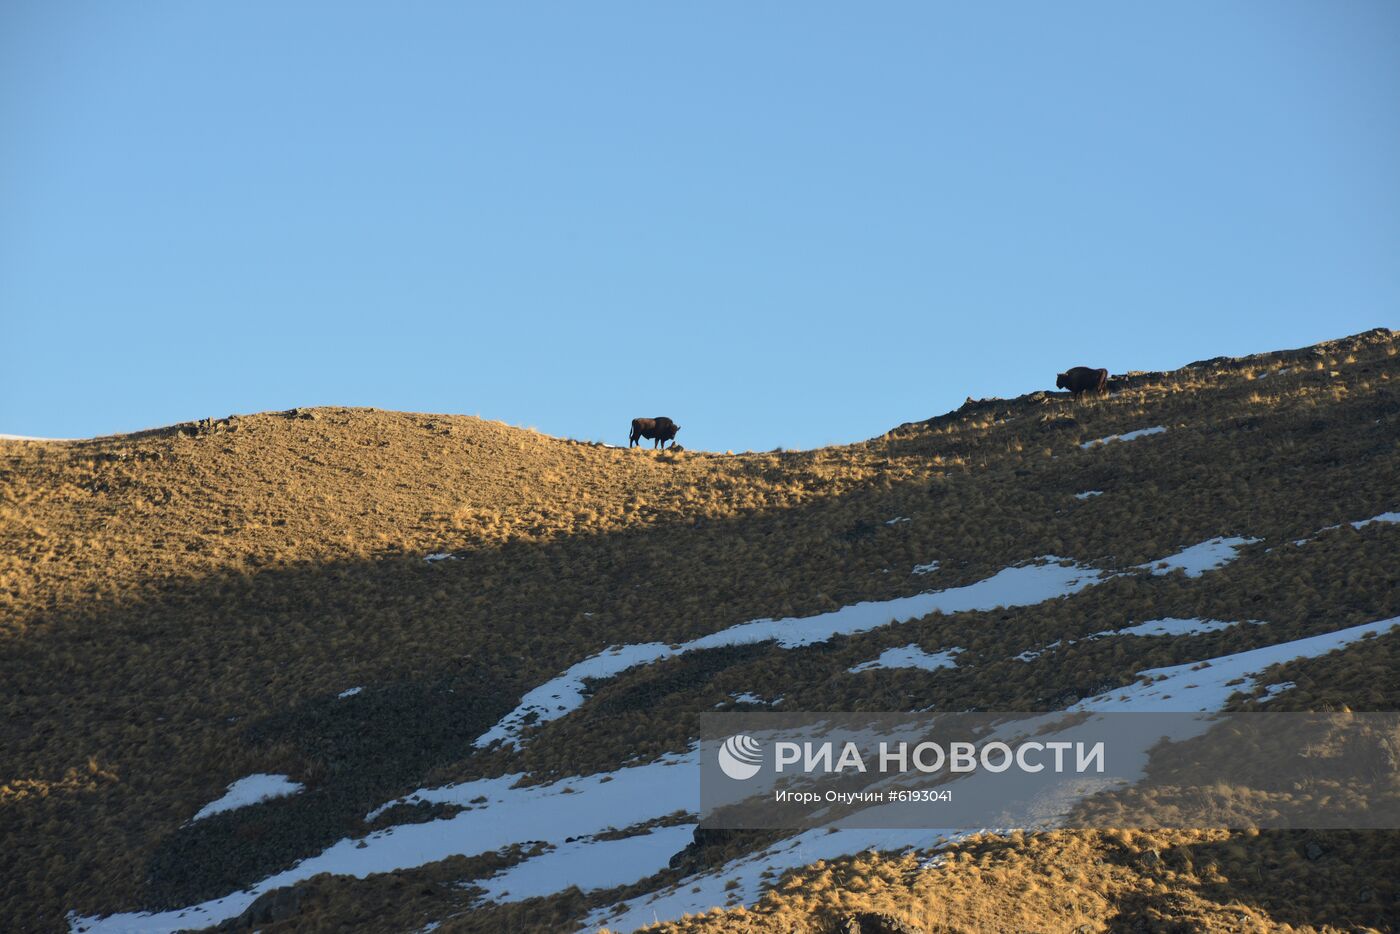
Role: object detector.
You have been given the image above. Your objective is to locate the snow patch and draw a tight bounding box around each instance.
[1014,618,1256,662]
[848,645,962,673]
[1287,513,1396,548]
[425,553,458,563]
[474,643,678,748]
[190,774,304,822]
[1074,490,1103,500]
[337,687,363,699]
[911,561,940,575]
[1080,426,1166,448]
[1257,682,1296,703]
[722,692,782,706]
[1107,617,1252,638]
[1138,536,1258,577]
[476,823,697,902]
[1014,639,1062,662]
[1074,616,1400,713]
[476,557,1105,749]
[73,753,698,934]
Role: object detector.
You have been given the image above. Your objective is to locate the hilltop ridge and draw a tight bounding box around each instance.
[2,327,1398,932]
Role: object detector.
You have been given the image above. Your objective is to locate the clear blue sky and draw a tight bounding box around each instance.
[3,2,1397,451]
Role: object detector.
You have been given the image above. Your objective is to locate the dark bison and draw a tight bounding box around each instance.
[629,416,680,449]
[1056,366,1109,397]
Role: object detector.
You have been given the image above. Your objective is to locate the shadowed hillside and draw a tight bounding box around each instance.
[3,328,1398,933]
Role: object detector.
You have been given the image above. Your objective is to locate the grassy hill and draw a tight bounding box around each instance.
[2,328,1398,933]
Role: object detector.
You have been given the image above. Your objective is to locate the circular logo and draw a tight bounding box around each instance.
[717,734,763,780]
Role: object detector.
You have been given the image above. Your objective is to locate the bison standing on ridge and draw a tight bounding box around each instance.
[1056,367,1109,398]
[630,416,680,449]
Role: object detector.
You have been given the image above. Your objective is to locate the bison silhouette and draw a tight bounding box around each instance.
[629,416,680,449]
[1056,367,1109,397]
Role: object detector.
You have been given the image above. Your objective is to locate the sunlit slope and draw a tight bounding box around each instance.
[1,327,1397,933]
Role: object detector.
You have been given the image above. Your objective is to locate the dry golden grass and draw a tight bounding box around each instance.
[1,327,1397,932]
[641,828,1398,933]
